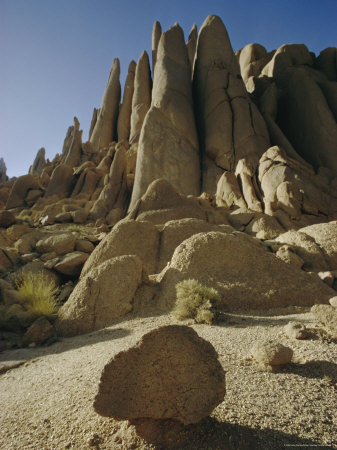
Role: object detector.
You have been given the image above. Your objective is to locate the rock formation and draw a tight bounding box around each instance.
[1,14,337,348]
[29,148,46,176]
[129,24,200,209]
[129,51,152,144]
[89,58,121,151]
[151,21,162,72]
[117,61,136,142]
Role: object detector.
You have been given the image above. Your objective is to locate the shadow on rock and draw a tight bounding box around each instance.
[130,416,326,450]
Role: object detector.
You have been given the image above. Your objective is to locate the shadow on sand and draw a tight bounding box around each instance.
[129,416,333,449]
[0,326,131,367]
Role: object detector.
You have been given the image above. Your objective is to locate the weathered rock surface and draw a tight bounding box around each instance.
[56,255,143,336]
[284,322,308,340]
[152,21,162,73]
[63,117,82,168]
[29,148,46,176]
[250,340,293,370]
[298,221,337,270]
[22,317,54,347]
[81,220,159,277]
[6,175,41,209]
[117,61,136,142]
[94,325,226,425]
[44,164,75,199]
[90,58,121,151]
[129,24,200,209]
[54,251,89,276]
[158,231,335,311]
[193,15,270,192]
[129,51,152,145]
[0,211,15,228]
[35,233,76,256]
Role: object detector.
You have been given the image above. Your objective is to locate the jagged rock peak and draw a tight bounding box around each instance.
[117,60,136,142]
[89,58,121,151]
[187,24,198,75]
[152,21,162,73]
[129,50,152,144]
[29,147,46,176]
[129,22,200,210]
[0,157,7,182]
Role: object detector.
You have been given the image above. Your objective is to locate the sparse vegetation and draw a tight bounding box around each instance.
[15,272,59,317]
[172,279,220,325]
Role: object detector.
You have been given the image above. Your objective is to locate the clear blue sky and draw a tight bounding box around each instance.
[1,0,336,177]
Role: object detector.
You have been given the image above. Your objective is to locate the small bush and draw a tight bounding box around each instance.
[172,279,220,325]
[16,272,59,317]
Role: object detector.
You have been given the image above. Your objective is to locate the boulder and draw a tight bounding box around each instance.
[0,211,15,228]
[158,218,232,272]
[275,230,330,271]
[275,245,304,269]
[6,174,41,209]
[298,221,337,269]
[311,304,337,339]
[284,322,308,340]
[158,231,335,311]
[250,340,293,370]
[75,239,95,253]
[56,255,143,336]
[129,51,152,144]
[35,233,76,256]
[22,317,54,347]
[129,24,200,210]
[44,164,75,199]
[90,58,121,150]
[94,325,226,425]
[329,296,337,308]
[81,220,159,277]
[244,214,285,240]
[129,179,208,225]
[54,251,89,276]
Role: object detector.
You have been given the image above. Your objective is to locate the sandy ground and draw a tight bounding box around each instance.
[0,309,336,449]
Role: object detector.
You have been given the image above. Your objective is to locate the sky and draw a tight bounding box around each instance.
[1,0,336,178]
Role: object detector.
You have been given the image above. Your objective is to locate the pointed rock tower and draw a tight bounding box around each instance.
[129,24,200,210]
[90,58,121,151]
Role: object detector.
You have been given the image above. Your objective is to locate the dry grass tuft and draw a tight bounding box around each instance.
[172,279,220,325]
[16,272,59,317]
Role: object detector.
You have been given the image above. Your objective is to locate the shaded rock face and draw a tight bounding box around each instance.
[0,158,7,183]
[117,61,136,142]
[6,175,41,209]
[56,255,143,336]
[30,148,46,176]
[129,51,152,145]
[94,325,225,425]
[129,24,200,210]
[193,15,270,183]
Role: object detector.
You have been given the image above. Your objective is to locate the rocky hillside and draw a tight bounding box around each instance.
[1,13,337,449]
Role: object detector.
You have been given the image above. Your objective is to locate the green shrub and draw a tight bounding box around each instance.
[172,279,220,325]
[16,272,59,317]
